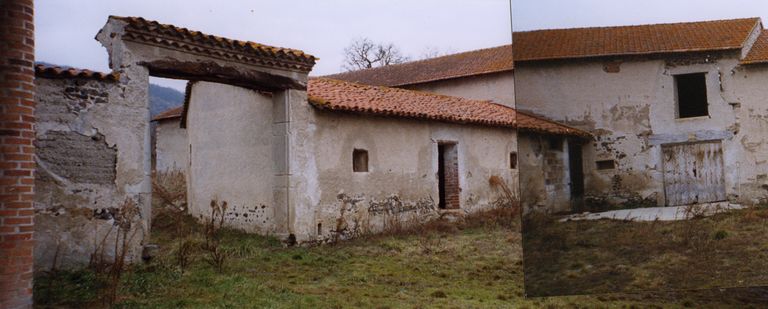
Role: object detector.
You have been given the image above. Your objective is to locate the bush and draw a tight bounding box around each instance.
[713,230,728,240]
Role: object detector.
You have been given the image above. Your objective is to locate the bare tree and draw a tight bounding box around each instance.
[420,46,442,59]
[342,38,410,71]
[419,46,456,60]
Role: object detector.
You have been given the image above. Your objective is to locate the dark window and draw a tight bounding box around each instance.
[675,73,708,118]
[317,223,322,235]
[548,137,563,151]
[510,152,518,169]
[596,160,616,170]
[352,149,368,172]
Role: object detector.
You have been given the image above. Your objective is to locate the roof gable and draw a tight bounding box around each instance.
[742,30,768,64]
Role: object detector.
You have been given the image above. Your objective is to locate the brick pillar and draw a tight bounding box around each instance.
[0,0,35,308]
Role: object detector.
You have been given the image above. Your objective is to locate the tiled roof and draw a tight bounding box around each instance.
[514,17,759,62]
[35,64,119,81]
[325,45,514,87]
[152,106,183,121]
[110,16,317,72]
[329,18,760,87]
[742,30,768,64]
[307,78,590,137]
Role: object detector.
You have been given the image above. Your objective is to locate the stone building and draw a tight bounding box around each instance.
[327,44,585,213]
[330,17,768,213]
[178,77,584,243]
[141,15,586,243]
[513,18,768,210]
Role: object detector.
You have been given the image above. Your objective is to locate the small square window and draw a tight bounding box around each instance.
[675,73,708,118]
[510,152,517,169]
[353,149,368,172]
[548,137,563,151]
[596,160,616,170]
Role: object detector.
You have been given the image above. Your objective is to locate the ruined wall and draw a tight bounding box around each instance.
[403,71,516,107]
[154,118,188,174]
[185,82,277,234]
[730,64,768,204]
[34,76,147,271]
[515,54,746,208]
[518,134,572,213]
[305,111,518,242]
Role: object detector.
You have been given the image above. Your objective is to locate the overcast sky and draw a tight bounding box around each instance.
[37,0,768,91]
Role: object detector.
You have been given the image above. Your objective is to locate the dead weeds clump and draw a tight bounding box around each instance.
[202,199,230,273]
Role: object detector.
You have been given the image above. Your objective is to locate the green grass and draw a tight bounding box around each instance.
[35,210,768,308]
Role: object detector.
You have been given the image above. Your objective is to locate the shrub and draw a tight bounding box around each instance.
[713,230,728,240]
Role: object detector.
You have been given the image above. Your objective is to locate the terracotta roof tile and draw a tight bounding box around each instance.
[110,16,317,72]
[325,45,514,87]
[152,106,183,121]
[307,78,589,137]
[515,17,759,62]
[329,18,760,86]
[742,30,768,64]
[35,64,119,81]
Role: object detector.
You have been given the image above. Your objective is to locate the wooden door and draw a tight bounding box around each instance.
[662,140,726,206]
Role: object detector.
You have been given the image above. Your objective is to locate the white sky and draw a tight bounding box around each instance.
[37,0,768,91]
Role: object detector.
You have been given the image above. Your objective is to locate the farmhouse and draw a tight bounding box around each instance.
[27,15,586,271]
[329,17,768,213]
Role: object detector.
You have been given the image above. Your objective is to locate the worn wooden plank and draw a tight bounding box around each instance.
[662,140,725,206]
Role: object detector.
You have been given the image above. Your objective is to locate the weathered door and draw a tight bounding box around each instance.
[661,140,726,206]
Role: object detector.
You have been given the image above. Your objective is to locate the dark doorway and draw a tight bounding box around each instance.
[437,142,459,209]
[568,140,584,210]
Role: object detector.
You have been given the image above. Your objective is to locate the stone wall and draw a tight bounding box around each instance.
[305,111,518,243]
[0,0,35,308]
[515,53,759,208]
[518,134,572,213]
[33,76,147,271]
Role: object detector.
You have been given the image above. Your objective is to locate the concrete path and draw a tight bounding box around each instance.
[558,202,745,222]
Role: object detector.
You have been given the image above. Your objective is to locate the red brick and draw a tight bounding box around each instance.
[3,202,31,209]
[3,217,31,225]
[3,170,30,177]
[2,138,30,145]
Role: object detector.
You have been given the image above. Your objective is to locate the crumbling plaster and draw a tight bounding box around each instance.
[34,76,148,270]
[305,111,518,242]
[514,52,765,207]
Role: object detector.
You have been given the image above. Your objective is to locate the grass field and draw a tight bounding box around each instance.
[523,206,768,298]
[33,205,768,308]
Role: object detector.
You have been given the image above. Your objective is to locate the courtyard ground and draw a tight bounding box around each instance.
[33,204,768,308]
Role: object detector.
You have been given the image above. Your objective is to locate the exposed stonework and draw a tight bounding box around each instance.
[33,75,147,271]
[515,49,768,210]
[35,132,117,184]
